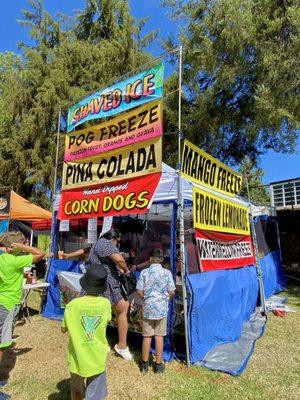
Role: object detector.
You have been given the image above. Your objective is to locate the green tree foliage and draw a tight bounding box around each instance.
[163,0,300,166]
[239,157,270,205]
[0,0,154,208]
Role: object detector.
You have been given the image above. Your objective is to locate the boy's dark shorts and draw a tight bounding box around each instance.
[70,372,107,400]
[142,317,167,337]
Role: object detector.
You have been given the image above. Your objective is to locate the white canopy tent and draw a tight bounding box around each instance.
[153,163,193,202]
[53,162,193,211]
[53,162,270,219]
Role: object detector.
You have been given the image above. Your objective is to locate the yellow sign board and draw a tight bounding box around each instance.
[193,186,250,235]
[182,140,243,196]
[62,136,162,190]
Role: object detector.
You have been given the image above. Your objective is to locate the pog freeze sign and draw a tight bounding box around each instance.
[67,63,164,132]
[65,100,163,162]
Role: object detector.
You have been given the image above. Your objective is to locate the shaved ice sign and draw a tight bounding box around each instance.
[67,63,164,132]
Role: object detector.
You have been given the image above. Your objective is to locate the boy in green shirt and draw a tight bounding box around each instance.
[62,265,111,400]
[0,231,45,366]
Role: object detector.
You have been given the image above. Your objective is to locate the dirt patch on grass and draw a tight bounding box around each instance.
[1,315,176,399]
[1,317,69,381]
[1,288,300,400]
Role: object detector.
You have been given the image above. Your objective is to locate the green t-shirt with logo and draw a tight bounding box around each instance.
[0,252,33,311]
[62,295,111,377]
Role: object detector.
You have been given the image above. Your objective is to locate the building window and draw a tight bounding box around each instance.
[271,179,300,208]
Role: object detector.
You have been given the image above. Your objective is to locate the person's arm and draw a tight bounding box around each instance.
[133,242,163,271]
[132,260,151,272]
[107,301,112,322]
[136,272,144,298]
[120,252,129,260]
[61,318,68,333]
[11,243,45,264]
[44,252,54,259]
[61,249,85,259]
[110,253,129,274]
[61,305,69,333]
[167,271,176,299]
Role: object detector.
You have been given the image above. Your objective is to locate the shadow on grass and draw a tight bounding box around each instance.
[0,347,32,382]
[19,306,40,319]
[47,333,141,400]
[48,379,70,400]
[285,283,300,307]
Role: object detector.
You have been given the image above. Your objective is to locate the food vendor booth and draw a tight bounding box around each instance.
[43,163,285,374]
[43,60,285,375]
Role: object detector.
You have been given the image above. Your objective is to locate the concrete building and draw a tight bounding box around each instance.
[270,177,300,210]
[270,178,300,279]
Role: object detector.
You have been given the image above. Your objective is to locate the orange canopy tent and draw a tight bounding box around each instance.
[0,191,52,222]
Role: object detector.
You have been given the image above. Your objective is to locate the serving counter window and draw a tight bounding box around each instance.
[56,212,186,338]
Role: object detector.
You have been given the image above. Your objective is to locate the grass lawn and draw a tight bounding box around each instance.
[0,285,299,400]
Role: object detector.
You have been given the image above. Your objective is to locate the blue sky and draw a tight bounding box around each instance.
[0,0,299,184]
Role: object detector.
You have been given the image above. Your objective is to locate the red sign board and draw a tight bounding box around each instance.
[195,229,255,272]
[58,172,161,220]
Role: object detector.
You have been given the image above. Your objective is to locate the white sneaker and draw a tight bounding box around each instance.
[114,344,133,360]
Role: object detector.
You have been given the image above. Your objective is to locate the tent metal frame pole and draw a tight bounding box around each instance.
[177,45,191,367]
[245,176,267,314]
[30,229,34,247]
[53,109,61,196]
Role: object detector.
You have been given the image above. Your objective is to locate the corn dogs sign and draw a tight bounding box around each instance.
[182,140,243,196]
[193,187,250,235]
[58,173,161,220]
[65,100,163,162]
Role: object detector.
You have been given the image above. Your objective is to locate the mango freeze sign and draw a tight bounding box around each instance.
[67,63,164,132]
[193,187,250,235]
[182,140,243,196]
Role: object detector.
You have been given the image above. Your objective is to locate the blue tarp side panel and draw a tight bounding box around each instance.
[184,199,192,207]
[187,266,259,364]
[260,250,286,298]
[0,220,9,234]
[43,259,81,320]
[253,215,286,298]
[196,311,266,376]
